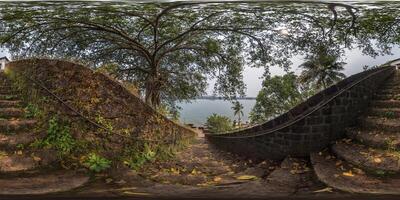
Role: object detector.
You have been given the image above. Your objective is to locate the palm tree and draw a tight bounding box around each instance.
[299,49,346,90]
[232,101,244,128]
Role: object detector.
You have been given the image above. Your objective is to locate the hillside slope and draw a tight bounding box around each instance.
[5,58,195,170]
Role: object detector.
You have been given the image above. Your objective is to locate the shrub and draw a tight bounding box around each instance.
[83,153,111,172]
[205,113,233,134]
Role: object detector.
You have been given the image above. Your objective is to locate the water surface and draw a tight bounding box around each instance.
[178,99,256,126]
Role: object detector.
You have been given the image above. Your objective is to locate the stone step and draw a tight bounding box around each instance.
[380,86,400,91]
[367,108,400,118]
[0,94,19,101]
[0,132,42,150]
[374,94,398,100]
[0,108,24,118]
[310,151,400,194]
[0,90,14,95]
[346,128,400,150]
[0,119,37,133]
[370,100,400,108]
[0,170,89,194]
[332,140,400,174]
[0,149,57,173]
[377,90,400,96]
[360,117,400,132]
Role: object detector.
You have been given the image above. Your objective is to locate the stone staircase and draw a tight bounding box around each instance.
[311,72,400,194]
[0,72,89,194]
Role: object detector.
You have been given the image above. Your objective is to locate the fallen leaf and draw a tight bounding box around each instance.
[32,156,41,162]
[105,178,113,183]
[353,168,365,175]
[373,158,382,163]
[334,174,339,178]
[115,187,137,191]
[123,191,150,196]
[343,171,354,177]
[313,187,333,193]
[115,180,127,184]
[213,176,222,182]
[17,150,23,155]
[236,175,257,180]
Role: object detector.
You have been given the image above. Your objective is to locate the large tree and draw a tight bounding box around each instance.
[249,72,313,124]
[299,46,346,90]
[1,1,400,109]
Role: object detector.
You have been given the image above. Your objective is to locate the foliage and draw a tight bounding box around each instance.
[205,113,233,133]
[299,46,346,90]
[34,116,76,156]
[24,103,41,119]
[124,143,156,170]
[249,72,312,124]
[157,104,180,122]
[231,101,244,127]
[3,2,400,109]
[95,63,119,78]
[83,153,111,172]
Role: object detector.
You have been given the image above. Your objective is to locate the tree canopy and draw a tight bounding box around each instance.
[299,46,346,90]
[1,1,400,110]
[249,72,314,124]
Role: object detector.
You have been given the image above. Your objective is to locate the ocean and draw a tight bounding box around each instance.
[177,99,256,126]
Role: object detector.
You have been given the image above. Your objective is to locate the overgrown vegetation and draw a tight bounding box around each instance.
[4,62,195,173]
[31,117,77,157]
[123,143,156,170]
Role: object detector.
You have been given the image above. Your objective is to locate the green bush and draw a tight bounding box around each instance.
[83,153,111,172]
[205,113,233,134]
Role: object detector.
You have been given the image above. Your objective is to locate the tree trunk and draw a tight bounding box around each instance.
[238,114,241,128]
[145,63,162,107]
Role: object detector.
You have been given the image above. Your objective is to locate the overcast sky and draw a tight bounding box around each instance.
[219,46,400,97]
[2,46,400,97]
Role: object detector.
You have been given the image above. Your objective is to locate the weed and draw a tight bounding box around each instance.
[375,169,387,176]
[386,139,397,152]
[83,153,111,172]
[3,95,15,100]
[124,143,156,170]
[95,115,113,133]
[382,111,396,118]
[24,103,41,119]
[16,144,24,150]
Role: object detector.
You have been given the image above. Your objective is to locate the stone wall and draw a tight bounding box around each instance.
[6,58,195,161]
[206,65,395,160]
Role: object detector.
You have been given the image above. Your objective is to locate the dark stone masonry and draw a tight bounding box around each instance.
[206,65,396,160]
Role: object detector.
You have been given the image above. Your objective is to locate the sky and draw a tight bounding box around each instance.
[215,46,400,97]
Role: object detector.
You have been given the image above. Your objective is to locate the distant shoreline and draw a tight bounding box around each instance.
[194,96,256,100]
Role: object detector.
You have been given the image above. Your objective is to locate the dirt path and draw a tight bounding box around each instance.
[75,136,330,198]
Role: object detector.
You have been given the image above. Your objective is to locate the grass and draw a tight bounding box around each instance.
[24,103,41,119]
[382,111,396,118]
